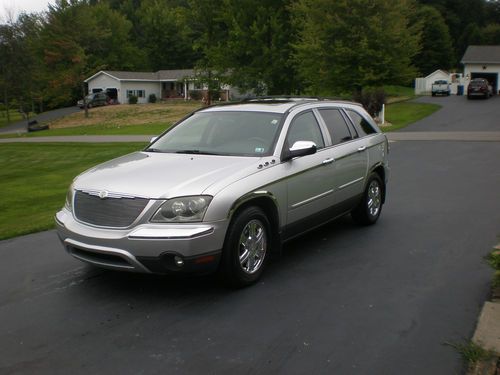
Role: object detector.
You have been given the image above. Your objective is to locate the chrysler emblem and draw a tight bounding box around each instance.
[98,190,109,199]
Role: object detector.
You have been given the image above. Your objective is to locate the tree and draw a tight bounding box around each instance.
[187,0,227,104]
[208,0,298,95]
[136,0,198,70]
[291,0,421,95]
[0,13,44,119]
[413,5,454,75]
[40,1,144,108]
[481,23,500,45]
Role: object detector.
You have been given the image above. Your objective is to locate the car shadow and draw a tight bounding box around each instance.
[70,214,368,304]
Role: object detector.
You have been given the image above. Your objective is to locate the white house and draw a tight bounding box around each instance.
[84,69,235,104]
[415,69,452,95]
[461,45,500,94]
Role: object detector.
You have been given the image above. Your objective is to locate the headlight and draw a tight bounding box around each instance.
[64,184,74,212]
[150,196,212,223]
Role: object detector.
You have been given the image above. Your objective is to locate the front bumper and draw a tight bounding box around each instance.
[55,209,228,274]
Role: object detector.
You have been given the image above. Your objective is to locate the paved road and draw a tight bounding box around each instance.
[1,97,500,374]
[0,107,81,135]
[405,95,500,132]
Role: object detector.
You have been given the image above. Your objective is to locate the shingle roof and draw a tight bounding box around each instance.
[158,69,194,80]
[89,69,196,82]
[104,71,160,80]
[461,45,500,64]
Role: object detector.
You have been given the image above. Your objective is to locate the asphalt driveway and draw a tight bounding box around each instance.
[0,106,80,135]
[1,95,500,374]
[404,94,500,132]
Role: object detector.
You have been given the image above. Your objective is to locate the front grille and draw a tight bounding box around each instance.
[74,190,149,227]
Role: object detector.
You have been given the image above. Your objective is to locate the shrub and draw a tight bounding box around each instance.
[148,93,157,103]
[128,95,138,104]
[209,90,220,101]
[189,90,203,101]
[353,88,386,117]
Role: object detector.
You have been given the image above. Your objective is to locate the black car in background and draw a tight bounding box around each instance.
[467,78,494,99]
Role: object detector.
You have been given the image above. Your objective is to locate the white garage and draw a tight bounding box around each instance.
[461,45,500,95]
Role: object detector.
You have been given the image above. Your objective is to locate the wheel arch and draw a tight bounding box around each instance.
[369,164,387,204]
[227,192,281,254]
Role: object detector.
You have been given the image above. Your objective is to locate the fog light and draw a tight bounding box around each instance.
[174,256,184,267]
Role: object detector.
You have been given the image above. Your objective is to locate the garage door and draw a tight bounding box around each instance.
[471,73,498,94]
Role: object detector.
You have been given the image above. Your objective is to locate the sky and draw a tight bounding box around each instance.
[0,0,54,21]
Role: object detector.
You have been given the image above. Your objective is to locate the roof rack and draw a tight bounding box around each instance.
[242,96,322,102]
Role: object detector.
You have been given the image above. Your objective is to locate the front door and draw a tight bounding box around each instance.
[283,111,336,228]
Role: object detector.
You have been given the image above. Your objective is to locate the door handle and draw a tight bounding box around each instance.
[322,158,335,165]
[357,146,367,152]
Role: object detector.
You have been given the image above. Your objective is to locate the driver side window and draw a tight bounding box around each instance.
[286,111,325,149]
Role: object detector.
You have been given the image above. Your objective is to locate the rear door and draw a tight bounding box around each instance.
[317,108,368,205]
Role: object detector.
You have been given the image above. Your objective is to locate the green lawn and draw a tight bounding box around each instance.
[0,110,24,128]
[0,122,171,138]
[383,102,441,132]
[383,85,415,98]
[0,142,146,240]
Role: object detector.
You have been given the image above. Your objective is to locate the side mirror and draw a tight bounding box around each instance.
[150,136,158,143]
[282,141,317,162]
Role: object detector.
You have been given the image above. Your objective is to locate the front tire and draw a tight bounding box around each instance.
[220,206,270,287]
[352,173,384,225]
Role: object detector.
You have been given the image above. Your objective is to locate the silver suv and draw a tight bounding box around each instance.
[56,99,389,286]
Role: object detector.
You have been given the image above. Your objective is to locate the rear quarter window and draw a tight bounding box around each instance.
[318,109,355,145]
[346,110,377,137]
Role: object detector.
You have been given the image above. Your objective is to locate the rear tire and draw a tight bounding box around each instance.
[220,206,270,287]
[352,173,384,225]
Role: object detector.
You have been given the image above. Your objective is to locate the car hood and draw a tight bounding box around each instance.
[74,151,262,199]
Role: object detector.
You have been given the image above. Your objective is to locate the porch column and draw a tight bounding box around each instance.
[184,81,188,100]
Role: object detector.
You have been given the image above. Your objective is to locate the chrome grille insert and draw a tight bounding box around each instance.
[74,190,149,227]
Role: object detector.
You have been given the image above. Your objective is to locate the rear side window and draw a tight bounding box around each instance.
[286,111,325,149]
[318,109,353,145]
[346,110,377,137]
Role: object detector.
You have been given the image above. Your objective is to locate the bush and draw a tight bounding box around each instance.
[209,90,220,101]
[353,88,386,117]
[189,90,203,101]
[148,93,157,103]
[128,95,138,104]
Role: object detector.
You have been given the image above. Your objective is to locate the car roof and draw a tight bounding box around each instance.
[199,98,363,114]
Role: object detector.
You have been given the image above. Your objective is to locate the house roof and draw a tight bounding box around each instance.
[461,45,500,64]
[158,69,195,80]
[424,69,449,79]
[85,69,195,83]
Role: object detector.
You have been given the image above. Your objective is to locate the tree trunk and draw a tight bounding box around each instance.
[4,88,10,123]
[82,82,89,118]
[207,70,212,106]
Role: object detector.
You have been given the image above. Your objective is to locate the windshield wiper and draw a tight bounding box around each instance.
[175,150,221,155]
[144,148,164,153]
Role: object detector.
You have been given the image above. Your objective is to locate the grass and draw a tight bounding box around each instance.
[0,101,202,138]
[445,341,495,368]
[382,102,441,132]
[486,248,500,288]
[0,142,146,240]
[0,110,24,128]
[0,94,440,137]
[383,85,416,101]
[0,122,171,137]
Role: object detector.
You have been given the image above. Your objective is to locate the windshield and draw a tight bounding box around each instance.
[147,111,283,156]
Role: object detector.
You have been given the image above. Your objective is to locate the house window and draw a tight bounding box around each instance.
[126,90,146,98]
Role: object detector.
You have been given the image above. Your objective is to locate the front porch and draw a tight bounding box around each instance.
[161,81,188,99]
